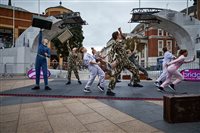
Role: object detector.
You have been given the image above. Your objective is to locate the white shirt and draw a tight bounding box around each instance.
[83,53,96,67]
[163,51,174,65]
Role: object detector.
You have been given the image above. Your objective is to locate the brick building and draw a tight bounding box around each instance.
[0,3,38,48]
[0,1,74,68]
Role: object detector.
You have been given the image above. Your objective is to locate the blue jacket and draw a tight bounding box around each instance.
[37,31,50,59]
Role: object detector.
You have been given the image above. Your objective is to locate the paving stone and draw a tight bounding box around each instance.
[85,120,126,132]
[48,113,88,132]
[93,106,135,124]
[0,105,20,115]
[87,102,109,109]
[76,112,106,124]
[45,107,69,115]
[59,99,79,104]
[19,112,47,125]
[0,121,18,133]
[64,102,94,115]
[42,100,63,108]
[20,107,45,115]
[78,98,99,104]
[21,102,43,109]
[17,121,52,133]
[0,113,19,122]
[117,120,161,133]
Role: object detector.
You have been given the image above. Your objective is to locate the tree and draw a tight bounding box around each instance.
[52,25,84,61]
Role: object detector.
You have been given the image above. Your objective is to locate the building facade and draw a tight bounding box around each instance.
[0,4,38,48]
[131,23,178,70]
[0,1,74,69]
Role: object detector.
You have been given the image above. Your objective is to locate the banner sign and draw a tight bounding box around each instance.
[27,68,51,79]
[180,69,200,81]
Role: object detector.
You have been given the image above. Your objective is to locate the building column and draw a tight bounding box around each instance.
[144,44,147,68]
[14,28,18,44]
[59,54,63,70]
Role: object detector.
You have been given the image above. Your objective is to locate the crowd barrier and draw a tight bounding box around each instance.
[0,61,199,80]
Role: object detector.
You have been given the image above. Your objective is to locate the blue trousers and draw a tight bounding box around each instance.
[35,56,48,86]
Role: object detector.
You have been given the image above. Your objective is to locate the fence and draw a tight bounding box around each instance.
[0,63,32,78]
[0,61,199,80]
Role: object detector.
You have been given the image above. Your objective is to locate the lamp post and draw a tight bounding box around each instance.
[139,0,141,8]
[186,0,189,15]
[38,0,40,16]
[12,2,15,47]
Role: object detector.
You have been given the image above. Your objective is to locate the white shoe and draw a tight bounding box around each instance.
[83,88,91,93]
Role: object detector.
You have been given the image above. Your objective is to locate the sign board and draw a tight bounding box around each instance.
[27,68,51,79]
[180,69,200,81]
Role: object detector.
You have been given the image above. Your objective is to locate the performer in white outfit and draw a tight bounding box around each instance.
[158,49,195,91]
[154,47,175,87]
[80,47,105,93]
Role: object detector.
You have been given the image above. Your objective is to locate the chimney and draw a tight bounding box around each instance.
[8,0,12,6]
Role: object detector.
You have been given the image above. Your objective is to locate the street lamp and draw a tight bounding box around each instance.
[38,0,40,16]
[186,0,189,15]
[139,0,141,8]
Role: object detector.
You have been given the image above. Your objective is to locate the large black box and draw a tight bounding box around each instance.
[164,94,200,123]
[32,15,52,30]
[197,50,200,58]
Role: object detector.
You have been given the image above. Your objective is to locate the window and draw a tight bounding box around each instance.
[166,40,172,52]
[158,29,163,36]
[158,40,164,56]
[141,49,145,58]
[166,32,169,36]
[158,51,163,56]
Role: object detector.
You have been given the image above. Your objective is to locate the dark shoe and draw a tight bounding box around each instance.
[32,86,40,90]
[97,85,104,92]
[133,83,143,87]
[78,80,82,84]
[168,84,176,91]
[154,81,160,87]
[45,86,52,90]
[116,80,121,83]
[106,89,115,96]
[157,86,165,92]
[128,83,133,87]
[66,81,71,85]
[146,77,152,80]
[83,88,91,93]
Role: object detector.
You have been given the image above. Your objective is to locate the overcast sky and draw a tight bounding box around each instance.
[1,0,193,51]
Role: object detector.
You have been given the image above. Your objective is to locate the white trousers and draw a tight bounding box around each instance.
[161,65,184,88]
[85,65,105,88]
[156,64,167,82]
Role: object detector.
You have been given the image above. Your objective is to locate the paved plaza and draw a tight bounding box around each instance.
[0,76,200,133]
